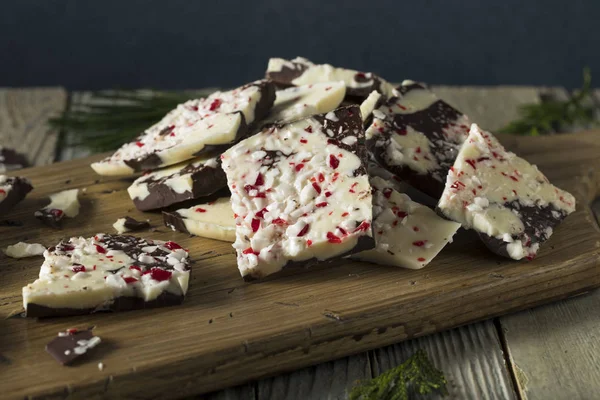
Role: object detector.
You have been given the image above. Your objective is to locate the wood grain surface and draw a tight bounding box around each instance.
[0,87,67,166]
[1,133,599,398]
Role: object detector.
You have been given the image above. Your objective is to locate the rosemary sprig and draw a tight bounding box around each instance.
[49,89,215,152]
[350,349,448,400]
[498,68,596,135]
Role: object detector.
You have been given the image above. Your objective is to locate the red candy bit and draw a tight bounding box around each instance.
[417,257,426,262]
[315,202,328,208]
[129,265,141,271]
[465,159,477,169]
[397,104,407,110]
[413,226,419,232]
[95,244,107,254]
[209,98,222,111]
[0,189,5,195]
[382,188,392,199]
[450,181,465,190]
[254,173,264,186]
[353,221,371,233]
[416,147,421,153]
[325,191,332,198]
[412,240,427,247]
[295,163,305,172]
[326,232,342,244]
[66,328,79,335]
[50,209,63,217]
[300,138,308,144]
[396,211,408,218]
[329,154,340,169]
[255,192,267,198]
[297,224,310,237]
[255,208,267,219]
[304,126,313,133]
[272,217,287,225]
[195,208,207,213]
[148,268,172,282]
[71,265,86,273]
[341,212,349,217]
[349,182,358,193]
[164,241,183,250]
[395,128,407,135]
[251,218,260,232]
[337,226,347,235]
[510,176,519,182]
[312,182,321,194]
[123,277,138,284]
[318,173,325,183]
[242,247,260,256]
[135,141,144,147]
[306,240,313,247]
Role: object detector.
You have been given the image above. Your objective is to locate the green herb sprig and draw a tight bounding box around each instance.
[350,349,448,400]
[499,68,596,135]
[49,89,213,152]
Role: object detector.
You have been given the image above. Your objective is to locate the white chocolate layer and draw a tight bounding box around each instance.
[166,198,236,242]
[352,177,460,269]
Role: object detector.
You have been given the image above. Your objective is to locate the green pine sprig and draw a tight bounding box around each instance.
[49,89,214,152]
[350,349,448,400]
[498,68,596,135]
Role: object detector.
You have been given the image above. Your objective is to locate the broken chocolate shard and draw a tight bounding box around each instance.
[91,80,276,176]
[35,189,80,229]
[123,217,151,231]
[127,155,227,211]
[366,81,471,199]
[0,175,33,216]
[23,234,191,317]
[266,57,394,101]
[221,105,375,280]
[437,124,576,260]
[46,329,101,365]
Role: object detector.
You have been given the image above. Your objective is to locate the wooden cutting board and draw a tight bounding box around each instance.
[1,130,599,400]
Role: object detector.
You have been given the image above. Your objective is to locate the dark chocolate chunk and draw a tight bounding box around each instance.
[45,329,101,365]
[34,208,65,229]
[122,216,151,231]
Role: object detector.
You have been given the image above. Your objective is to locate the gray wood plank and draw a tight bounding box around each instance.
[0,87,67,165]
[431,85,541,132]
[500,290,600,400]
[371,321,517,400]
[256,353,371,400]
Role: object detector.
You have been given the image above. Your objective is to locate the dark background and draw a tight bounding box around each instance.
[1,0,599,90]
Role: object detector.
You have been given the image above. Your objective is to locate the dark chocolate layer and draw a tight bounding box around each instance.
[163,210,189,235]
[28,291,185,318]
[122,216,151,231]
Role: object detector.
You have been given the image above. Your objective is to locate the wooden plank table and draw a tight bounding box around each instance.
[1,85,599,400]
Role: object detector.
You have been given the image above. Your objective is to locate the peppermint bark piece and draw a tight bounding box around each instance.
[0,147,29,172]
[352,177,460,269]
[91,80,276,176]
[437,124,576,260]
[127,155,226,211]
[366,81,471,199]
[22,234,190,317]
[266,57,394,101]
[0,175,33,215]
[265,81,346,125]
[113,217,151,234]
[35,188,80,228]
[221,105,375,280]
[163,197,235,242]
[46,329,101,365]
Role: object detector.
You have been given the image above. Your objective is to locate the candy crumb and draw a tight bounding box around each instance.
[98,362,104,371]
